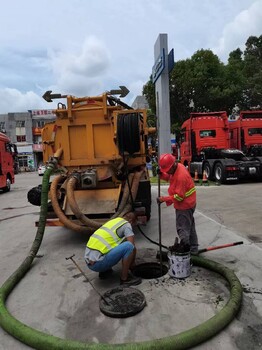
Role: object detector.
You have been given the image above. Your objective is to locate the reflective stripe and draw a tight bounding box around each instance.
[86,217,128,254]
[91,233,112,250]
[99,226,119,244]
[185,187,196,197]
[174,194,183,202]
[174,187,195,202]
[111,219,127,231]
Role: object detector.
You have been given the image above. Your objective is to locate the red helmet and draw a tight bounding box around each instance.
[159,153,176,173]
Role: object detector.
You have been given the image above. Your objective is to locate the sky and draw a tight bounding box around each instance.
[0,0,261,114]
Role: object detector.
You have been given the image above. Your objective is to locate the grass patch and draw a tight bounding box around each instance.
[150,177,216,186]
[150,176,168,184]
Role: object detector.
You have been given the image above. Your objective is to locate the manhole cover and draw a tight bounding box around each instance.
[132,262,168,279]
[100,287,146,318]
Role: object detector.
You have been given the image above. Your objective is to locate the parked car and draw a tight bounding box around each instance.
[38,164,46,176]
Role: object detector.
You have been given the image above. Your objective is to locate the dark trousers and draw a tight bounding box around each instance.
[176,206,198,252]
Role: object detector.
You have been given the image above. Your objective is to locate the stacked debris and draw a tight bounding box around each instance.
[168,237,190,254]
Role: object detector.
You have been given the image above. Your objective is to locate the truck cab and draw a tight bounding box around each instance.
[229,110,262,158]
[180,111,230,166]
[0,132,16,192]
[180,111,262,183]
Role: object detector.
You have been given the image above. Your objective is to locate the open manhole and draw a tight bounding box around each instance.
[132,262,168,279]
[100,287,146,318]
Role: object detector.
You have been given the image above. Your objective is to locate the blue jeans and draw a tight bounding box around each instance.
[87,241,134,273]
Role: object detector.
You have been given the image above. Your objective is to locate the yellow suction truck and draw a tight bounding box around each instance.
[28,89,156,233]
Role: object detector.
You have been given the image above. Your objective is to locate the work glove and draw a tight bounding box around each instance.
[156,196,164,204]
[157,196,173,206]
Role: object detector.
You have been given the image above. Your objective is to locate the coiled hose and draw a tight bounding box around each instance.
[49,174,90,233]
[50,171,141,233]
[65,176,102,229]
[0,167,242,350]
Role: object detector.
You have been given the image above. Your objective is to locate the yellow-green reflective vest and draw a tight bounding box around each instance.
[87,218,128,254]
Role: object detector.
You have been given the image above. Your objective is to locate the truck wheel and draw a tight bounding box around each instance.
[203,163,212,180]
[135,180,151,221]
[27,186,42,206]
[214,163,225,184]
[3,177,11,192]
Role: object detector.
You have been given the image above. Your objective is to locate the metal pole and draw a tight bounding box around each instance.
[65,254,110,305]
[156,92,163,274]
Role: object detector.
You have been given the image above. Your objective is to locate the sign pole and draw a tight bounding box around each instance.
[153,34,171,155]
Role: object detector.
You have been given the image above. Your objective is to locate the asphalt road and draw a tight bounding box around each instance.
[0,173,262,350]
[195,181,262,249]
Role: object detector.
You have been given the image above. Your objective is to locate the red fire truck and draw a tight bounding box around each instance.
[229,110,262,158]
[0,132,17,192]
[179,111,262,183]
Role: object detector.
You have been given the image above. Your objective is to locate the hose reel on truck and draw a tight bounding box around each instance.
[28,92,155,233]
[117,112,141,155]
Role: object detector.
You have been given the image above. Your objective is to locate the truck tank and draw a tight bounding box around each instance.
[28,91,156,233]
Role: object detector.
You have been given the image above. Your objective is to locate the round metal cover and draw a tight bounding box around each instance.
[100,286,146,318]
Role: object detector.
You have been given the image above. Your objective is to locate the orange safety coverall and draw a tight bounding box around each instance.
[160,163,196,210]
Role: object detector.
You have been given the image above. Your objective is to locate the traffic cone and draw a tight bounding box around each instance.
[194,170,199,183]
[202,170,209,186]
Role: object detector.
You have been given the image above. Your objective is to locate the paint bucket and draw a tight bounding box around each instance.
[167,251,191,279]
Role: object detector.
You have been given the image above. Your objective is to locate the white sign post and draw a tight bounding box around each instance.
[153,34,171,155]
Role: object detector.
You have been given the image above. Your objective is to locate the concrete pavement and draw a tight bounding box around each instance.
[0,173,262,349]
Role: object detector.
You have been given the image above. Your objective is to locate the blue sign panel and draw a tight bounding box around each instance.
[152,48,165,83]
[168,48,175,73]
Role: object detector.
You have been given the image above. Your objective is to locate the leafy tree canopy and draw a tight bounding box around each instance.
[143,35,262,127]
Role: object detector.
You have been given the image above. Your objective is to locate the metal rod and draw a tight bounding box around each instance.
[156,91,163,275]
[65,254,110,305]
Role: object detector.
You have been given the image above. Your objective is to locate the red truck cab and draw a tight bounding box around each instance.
[179,111,262,183]
[229,110,262,157]
[180,111,230,167]
[0,132,16,192]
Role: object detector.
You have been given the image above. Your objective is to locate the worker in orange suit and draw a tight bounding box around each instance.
[156,153,198,254]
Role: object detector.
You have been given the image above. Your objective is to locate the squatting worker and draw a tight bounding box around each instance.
[157,153,199,254]
[84,213,141,286]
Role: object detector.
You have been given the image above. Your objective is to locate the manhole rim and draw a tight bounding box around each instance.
[132,261,168,279]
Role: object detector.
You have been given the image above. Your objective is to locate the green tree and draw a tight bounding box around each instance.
[170,50,227,121]
[189,50,226,112]
[242,35,262,108]
[143,35,262,127]
[223,48,245,112]
[142,76,156,115]
[169,58,194,123]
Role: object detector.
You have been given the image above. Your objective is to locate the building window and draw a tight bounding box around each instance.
[0,121,5,132]
[32,120,46,128]
[36,120,45,128]
[17,135,27,142]
[18,156,28,167]
[16,120,25,127]
[33,135,42,144]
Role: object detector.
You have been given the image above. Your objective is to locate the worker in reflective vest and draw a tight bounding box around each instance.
[84,214,141,286]
[157,153,199,254]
